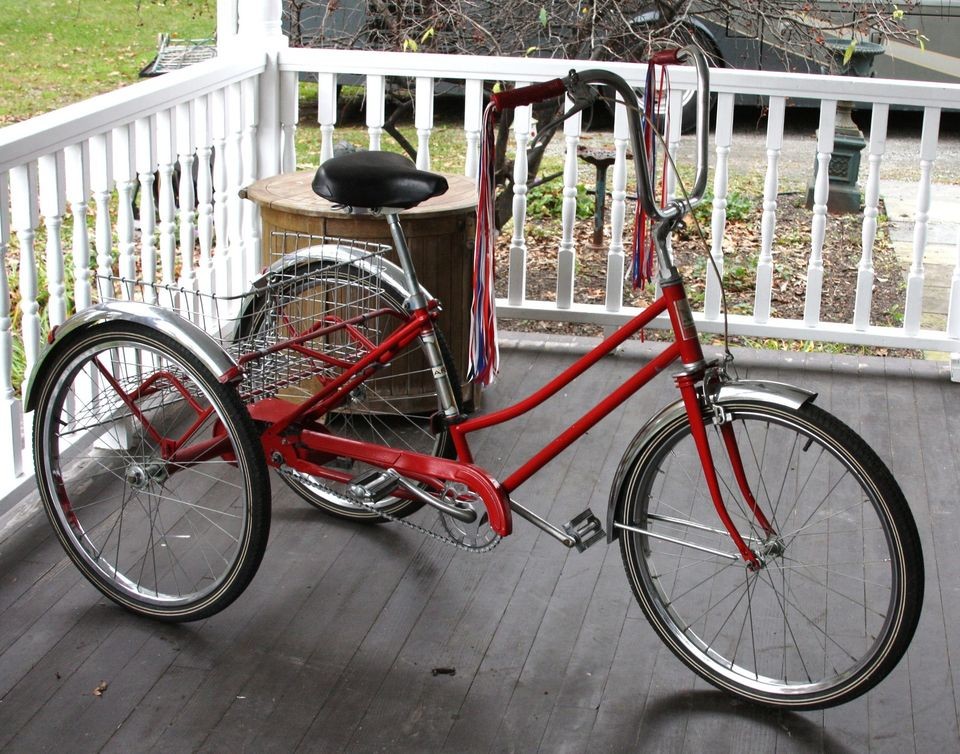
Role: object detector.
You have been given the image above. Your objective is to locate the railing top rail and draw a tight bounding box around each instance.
[278,47,960,110]
[0,51,267,174]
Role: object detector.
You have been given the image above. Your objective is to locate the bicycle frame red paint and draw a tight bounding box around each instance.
[450,279,704,487]
[231,272,766,560]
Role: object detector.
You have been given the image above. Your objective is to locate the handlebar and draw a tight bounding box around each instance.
[570,46,710,225]
[491,46,711,233]
[491,78,567,111]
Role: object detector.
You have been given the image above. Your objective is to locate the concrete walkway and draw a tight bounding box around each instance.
[882,179,960,353]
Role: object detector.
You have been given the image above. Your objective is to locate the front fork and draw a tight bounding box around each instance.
[662,274,774,569]
[675,374,775,569]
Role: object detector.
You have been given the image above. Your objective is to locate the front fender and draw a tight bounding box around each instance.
[605,379,816,541]
[24,301,239,413]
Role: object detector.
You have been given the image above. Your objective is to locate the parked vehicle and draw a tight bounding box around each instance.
[285,1,960,95]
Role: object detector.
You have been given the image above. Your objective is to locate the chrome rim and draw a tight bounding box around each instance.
[621,407,904,701]
[39,337,253,609]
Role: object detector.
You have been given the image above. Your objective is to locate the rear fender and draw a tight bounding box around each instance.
[250,242,432,301]
[24,301,239,413]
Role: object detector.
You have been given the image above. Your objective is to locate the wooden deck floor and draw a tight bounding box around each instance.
[1,334,958,753]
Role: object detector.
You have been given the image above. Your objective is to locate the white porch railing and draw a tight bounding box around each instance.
[0,50,271,516]
[2,41,960,519]
[279,46,960,354]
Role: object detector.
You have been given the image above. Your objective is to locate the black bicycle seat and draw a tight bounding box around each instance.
[311,151,448,210]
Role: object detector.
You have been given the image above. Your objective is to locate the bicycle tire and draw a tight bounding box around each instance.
[32,323,270,621]
[614,399,923,709]
[239,258,461,522]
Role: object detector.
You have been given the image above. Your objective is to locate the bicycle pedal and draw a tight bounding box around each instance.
[563,509,605,553]
[347,468,400,502]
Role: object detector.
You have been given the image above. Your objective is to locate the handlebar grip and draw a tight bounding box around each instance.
[649,48,682,66]
[491,78,566,112]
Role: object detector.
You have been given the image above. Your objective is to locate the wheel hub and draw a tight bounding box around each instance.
[750,534,786,569]
[124,461,168,489]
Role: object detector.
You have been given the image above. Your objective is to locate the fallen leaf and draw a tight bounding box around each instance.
[93,680,108,697]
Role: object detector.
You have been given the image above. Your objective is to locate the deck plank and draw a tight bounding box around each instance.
[0,339,956,753]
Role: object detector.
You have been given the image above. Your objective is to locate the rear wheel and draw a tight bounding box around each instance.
[615,400,923,709]
[240,258,462,522]
[32,323,270,621]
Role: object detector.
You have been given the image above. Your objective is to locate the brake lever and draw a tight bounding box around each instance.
[527,70,598,149]
[564,69,597,111]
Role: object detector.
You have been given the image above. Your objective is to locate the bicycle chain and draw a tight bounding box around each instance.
[282,466,502,554]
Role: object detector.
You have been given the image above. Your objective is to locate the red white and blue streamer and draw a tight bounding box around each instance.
[468,102,500,386]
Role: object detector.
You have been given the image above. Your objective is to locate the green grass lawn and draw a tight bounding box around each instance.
[0,0,215,124]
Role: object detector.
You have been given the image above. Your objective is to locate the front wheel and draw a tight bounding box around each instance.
[614,400,923,709]
[32,323,271,621]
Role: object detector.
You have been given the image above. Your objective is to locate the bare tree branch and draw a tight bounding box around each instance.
[285,1,924,227]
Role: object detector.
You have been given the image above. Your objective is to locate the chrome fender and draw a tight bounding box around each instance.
[250,242,431,301]
[605,379,817,541]
[24,300,239,413]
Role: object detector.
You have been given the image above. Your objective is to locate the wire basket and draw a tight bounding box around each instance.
[96,233,392,402]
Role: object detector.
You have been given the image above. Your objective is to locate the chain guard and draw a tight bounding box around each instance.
[283,467,502,553]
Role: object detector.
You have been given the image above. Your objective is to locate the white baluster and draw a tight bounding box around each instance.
[754,96,785,324]
[64,146,98,427]
[605,98,628,313]
[318,72,337,164]
[415,77,435,170]
[855,103,889,331]
[38,153,67,328]
[10,163,41,385]
[241,76,261,285]
[656,90,684,301]
[507,91,532,307]
[464,79,484,179]
[0,172,22,476]
[134,117,157,303]
[211,88,229,292]
[556,99,581,310]
[805,100,837,327]
[705,93,734,321]
[113,125,137,299]
[665,90,683,205]
[176,101,197,298]
[904,106,941,336]
[89,134,115,302]
[280,70,299,172]
[226,82,246,295]
[64,143,92,313]
[195,96,215,295]
[156,109,178,288]
[366,74,385,151]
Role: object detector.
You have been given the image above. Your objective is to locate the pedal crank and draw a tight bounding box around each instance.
[510,501,606,552]
[563,510,605,552]
[348,468,477,523]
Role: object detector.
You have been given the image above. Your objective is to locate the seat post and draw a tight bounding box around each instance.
[384,212,462,420]
[385,213,428,311]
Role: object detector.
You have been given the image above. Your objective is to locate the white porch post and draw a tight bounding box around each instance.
[225,0,287,282]
[235,0,288,179]
[217,0,240,50]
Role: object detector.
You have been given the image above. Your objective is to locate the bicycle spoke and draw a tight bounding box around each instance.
[618,402,919,707]
[34,326,268,619]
